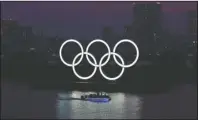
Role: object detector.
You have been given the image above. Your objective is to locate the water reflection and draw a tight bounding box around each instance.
[56,91,142,119]
[2,82,196,119]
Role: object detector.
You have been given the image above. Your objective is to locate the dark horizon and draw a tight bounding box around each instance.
[1,1,197,39]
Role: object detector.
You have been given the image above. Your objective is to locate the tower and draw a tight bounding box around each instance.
[132,2,162,54]
[188,10,197,36]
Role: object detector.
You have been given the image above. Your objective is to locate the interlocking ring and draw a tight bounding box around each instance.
[72,52,97,80]
[86,39,111,67]
[59,39,84,67]
[99,52,125,81]
[59,39,140,81]
[113,39,139,68]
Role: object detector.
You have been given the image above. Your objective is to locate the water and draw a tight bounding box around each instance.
[1,81,197,119]
[57,91,142,119]
[1,82,142,119]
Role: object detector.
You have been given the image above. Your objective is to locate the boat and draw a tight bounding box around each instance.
[81,92,111,102]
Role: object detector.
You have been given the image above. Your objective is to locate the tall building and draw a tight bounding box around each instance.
[188,10,197,36]
[1,19,33,40]
[1,19,18,37]
[188,10,197,53]
[132,2,162,53]
[1,19,34,52]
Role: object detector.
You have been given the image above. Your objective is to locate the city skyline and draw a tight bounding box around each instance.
[2,2,197,39]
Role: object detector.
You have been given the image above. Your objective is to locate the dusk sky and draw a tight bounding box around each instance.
[1,2,197,39]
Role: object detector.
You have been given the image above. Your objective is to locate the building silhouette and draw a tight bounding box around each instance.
[188,10,197,36]
[1,19,34,53]
[131,2,162,54]
[188,10,197,52]
[1,19,18,37]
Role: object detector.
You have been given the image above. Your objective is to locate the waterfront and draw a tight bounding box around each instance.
[1,81,197,119]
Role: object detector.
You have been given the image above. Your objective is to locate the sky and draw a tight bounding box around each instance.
[1,2,197,39]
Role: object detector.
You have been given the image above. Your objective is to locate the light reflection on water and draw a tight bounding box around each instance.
[56,91,142,119]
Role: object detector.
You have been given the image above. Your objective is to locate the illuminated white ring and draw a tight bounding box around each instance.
[113,39,139,68]
[72,52,97,80]
[85,39,111,67]
[59,39,84,67]
[99,52,125,81]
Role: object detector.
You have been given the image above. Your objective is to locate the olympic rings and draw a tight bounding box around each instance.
[59,39,140,81]
[72,52,98,80]
[86,39,111,67]
[59,39,84,67]
[99,52,125,81]
[113,39,139,68]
